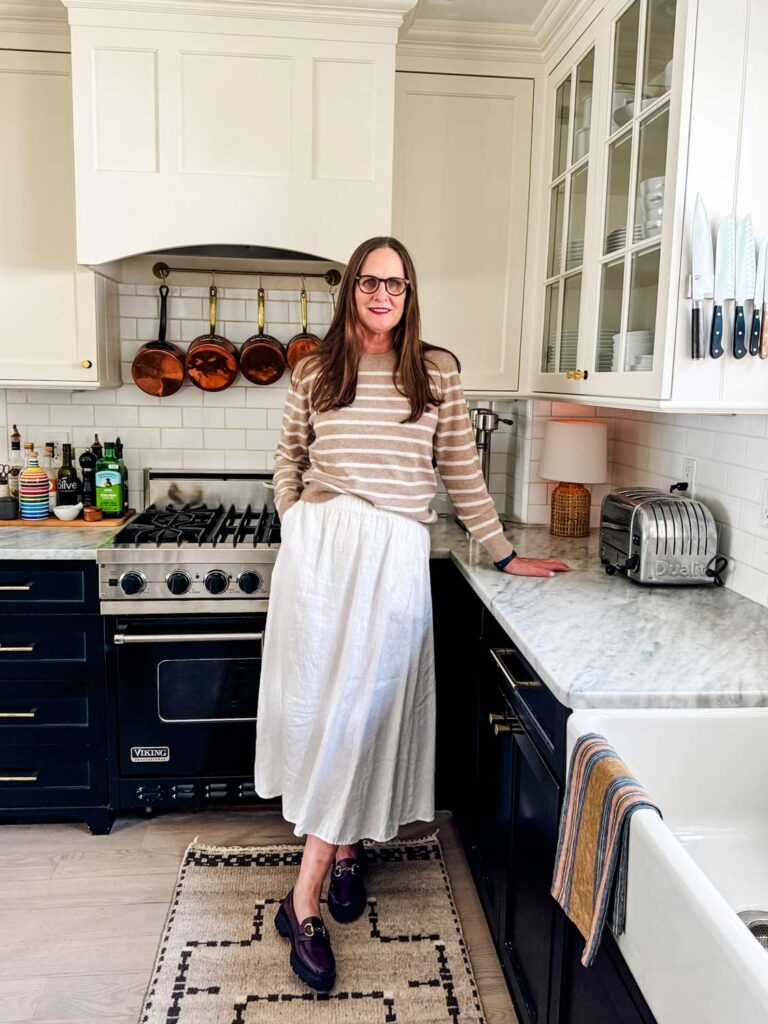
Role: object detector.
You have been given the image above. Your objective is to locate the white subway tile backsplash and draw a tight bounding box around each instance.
[183,407,226,428]
[139,407,183,428]
[226,408,266,429]
[203,428,245,450]
[162,428,203,449]
[48,405,95,426]
[202,388,246,408]
[119,295,158,319]
[7,404,50,425]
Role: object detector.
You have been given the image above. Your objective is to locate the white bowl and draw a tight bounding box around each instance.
[639,175,665,194]
[51,503,83,521]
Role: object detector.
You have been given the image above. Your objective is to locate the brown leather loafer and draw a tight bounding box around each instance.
[327,840,367,924]
[274,887,336,991]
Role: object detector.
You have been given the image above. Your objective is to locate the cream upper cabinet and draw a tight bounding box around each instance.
[392,72,533,393]
[0,50,120,389]
[62,0,414,265]
[527,0,768,411]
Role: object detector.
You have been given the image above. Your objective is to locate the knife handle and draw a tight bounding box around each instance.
[734,305,747,358]
[761,303,768,358]
[710,304,724,358]
[691,304,703,359]
[750,307,761,356]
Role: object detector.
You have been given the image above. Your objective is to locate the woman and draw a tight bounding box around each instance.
[254,236,570,993]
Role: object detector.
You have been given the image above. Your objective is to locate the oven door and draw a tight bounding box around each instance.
[110,614,265,778]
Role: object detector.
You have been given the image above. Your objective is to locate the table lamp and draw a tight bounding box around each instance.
[538,419,608,537]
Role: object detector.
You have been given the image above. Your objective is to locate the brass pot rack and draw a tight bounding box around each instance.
[152,261,342,287]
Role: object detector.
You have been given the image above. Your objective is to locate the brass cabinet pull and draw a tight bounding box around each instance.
[0,644,36,653]
[0,774,38,782]
[489,648,540,690]
[566,369,588,380]
[0,710,37,718]
[81,359,93,369]
[494,723,512,735]
[0,584,33,591]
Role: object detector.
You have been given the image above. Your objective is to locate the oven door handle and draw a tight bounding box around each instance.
[113,632,264,645]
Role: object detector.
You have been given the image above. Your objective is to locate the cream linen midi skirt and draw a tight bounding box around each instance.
[253,492,436,846]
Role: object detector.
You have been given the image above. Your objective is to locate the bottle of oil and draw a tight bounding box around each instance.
[95,442,123,518]
[57,443,80,506]
[8,424,22,499]
[114,437,129,513]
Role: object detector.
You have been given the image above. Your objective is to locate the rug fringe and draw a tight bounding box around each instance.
[186,828,441,855]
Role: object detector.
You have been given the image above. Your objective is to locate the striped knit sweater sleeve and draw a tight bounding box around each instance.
[272,348,515,564]
[432,355,515,563]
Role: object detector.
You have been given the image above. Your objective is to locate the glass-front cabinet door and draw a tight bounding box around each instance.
[534,0,681,399]
[537,43,598,392]
[590,0,677,397]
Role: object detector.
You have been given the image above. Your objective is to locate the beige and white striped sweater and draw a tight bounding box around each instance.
[272,345,515,562]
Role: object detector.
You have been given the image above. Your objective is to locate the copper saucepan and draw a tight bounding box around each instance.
[184,285,239,391]
[285,285,322,369]
[240,287,287,385]
[131,283,186,397]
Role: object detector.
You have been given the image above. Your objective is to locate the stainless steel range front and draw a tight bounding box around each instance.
[99,470,281,813]
[98,470,280,615]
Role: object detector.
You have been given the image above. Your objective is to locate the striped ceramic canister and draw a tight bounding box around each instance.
[19,451,51,520]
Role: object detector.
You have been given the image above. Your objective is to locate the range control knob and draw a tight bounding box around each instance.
[119,570,146,596]
[204,570,229,595]
[166,570,192,595]
[237,570,263,594]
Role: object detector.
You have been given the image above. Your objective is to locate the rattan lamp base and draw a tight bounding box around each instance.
[550,481,591,537]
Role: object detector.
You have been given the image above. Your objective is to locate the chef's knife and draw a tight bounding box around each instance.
[733,214,755,359]
[761,249,768,359]
[750,238,767,356]
[691,194,713,359]
[710,214,735,359]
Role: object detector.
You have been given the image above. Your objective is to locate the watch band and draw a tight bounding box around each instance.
[493,550,518,571]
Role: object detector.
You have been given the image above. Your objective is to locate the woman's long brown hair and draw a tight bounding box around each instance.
[295,236,460,423]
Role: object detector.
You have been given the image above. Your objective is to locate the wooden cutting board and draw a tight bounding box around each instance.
[0,509,135,527]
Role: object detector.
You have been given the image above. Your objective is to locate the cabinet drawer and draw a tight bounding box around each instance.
[0,562,98,614]
[483,616,568,779]
[0,679,90,740]
[0,617,103,680]
[0,743,103,807]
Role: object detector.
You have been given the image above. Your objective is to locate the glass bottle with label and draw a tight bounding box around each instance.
[114,437,129,513]
[95,442,123,518]
[57,443,80,505]
[78,447,96,507]
[23,441,34,470]
[91,433,103,460]
[19,452,50,521]
[8,424,22,499]
[41,444,57,511]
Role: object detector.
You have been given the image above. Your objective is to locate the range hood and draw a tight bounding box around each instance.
[61,0,417,266]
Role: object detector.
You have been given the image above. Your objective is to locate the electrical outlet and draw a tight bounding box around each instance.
[760,475,768,531]
[682,457,697,496]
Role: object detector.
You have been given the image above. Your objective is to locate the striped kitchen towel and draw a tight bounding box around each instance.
[551,732,662,967]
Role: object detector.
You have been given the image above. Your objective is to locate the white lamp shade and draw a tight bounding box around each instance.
[539,419,608,483]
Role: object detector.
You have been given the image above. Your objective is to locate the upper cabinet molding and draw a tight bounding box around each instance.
[62,0,416,37]
[0,0,70,50]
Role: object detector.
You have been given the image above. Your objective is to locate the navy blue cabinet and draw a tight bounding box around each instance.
[433,560,656,1024]
[0,561,111,834]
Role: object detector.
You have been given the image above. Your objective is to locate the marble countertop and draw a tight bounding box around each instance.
[431,516,768,710]
[4,512,767,710]
[0,526,121,559]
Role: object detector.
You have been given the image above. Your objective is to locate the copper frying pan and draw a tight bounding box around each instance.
[240,287,286,385]
[131,284,186,397]
[285,285,322,369]
[184,285,239,391]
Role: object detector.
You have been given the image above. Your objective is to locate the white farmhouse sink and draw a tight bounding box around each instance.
[567,709,768,1024]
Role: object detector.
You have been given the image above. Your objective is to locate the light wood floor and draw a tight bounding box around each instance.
[0,807,517,1024]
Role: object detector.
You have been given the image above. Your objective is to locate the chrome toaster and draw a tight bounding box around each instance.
[600,487,722,585]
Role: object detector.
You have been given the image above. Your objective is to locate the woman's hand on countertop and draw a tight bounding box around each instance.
[504,556,571,578]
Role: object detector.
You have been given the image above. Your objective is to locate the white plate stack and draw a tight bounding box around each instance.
[606,224,645,253]
[615,329,654,371]
[638,176,664,238]
[595,331,620,372]
[559,330,579,369]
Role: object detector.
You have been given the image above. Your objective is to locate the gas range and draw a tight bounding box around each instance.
[98,470,281,614]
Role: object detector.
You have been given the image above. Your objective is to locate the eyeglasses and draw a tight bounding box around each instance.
[355,275,410,296]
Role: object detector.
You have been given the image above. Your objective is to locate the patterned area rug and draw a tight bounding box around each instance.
[139,829,486,1023]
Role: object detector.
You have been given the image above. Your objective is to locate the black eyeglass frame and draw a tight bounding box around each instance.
[354,274,410,296]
